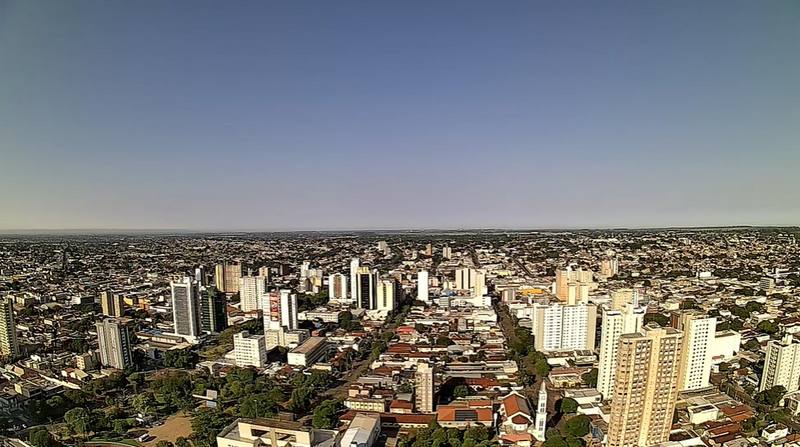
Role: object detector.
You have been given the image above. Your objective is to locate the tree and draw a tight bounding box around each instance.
[581,368,598,387]
[191,408,233,447]
[175,437,191,447]
[156,441,174,447]
[164,349,198,369]
[757,320,779,335]
[239,393,278,419]
[643,313,669,327]
[558,397,578,414]
[132,392,157,417]
[744,339,761,352]
[563,415,591,437]
[453,385,470,399]
[755,385,787,407]
[312,399,340,429]
[64,407,92,437]
[29,429,58,447]
[435,336,454,346]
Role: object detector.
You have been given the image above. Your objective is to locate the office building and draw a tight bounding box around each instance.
[233,331,268,368]
[607,326,683,447]
[597,303,646,399]
[288,336,329,367]
[675,312,716,391]
[0,298,18,358]
[760,334,800,392]
[531,302,596,352]
[200,286,227,334]
[356,266,377,310]
[239,275,267,312]
[100,291,124,317]
[328,273,349,301]
[171,277,201,341]
[96,318,133,369]
[417,270,429,302]
[415,362,435,413]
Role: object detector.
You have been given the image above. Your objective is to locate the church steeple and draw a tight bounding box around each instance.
[533,381,548,441]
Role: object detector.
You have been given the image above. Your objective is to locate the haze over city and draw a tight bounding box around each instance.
[2,1,799,231]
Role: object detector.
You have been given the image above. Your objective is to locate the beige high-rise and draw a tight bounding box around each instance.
[0,298,19,358]
[415,362,435,413]
[608,326,683,447]
[100,291,125,317]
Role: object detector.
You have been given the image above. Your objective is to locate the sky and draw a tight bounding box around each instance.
[1,1,799,231]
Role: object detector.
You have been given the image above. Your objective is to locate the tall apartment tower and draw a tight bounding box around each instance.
[376,278,398,312]
[554,266,593,305]
[100,291,125,317]
[350,258,360,303]
[533,381,548,441]
[600,257,619,277]
[607,326,683,447]
[239,275,268,312]
[597,303,646,399]
[328,273,349,301]
[675,311,716,391]
[532,303,597,352]
[759,334,800,392]
[0,298,19,358]
[96,318,133,369]
[417,270,429,302]
[415,362,435,413]
[262,291,282,332]
[214,262,242,294]
[455,267,473,291]
[280,289,298,331]
[199,286,227,334]
[356,266,377,310]
[473,269,487,297]
[171,277,201,341]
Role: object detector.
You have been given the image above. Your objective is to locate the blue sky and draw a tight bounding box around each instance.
[1,1,798,230]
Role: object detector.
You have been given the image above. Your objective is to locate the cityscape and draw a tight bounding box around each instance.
[2,2,799,447]
[0,229,799,447]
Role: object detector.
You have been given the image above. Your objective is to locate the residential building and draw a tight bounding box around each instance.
[376,278,398,312]
[239,275,267,312]
[100,290,124,317]
[675,311,716,391]
[597,303,645,399]
[356,266,377,310]
[531,302,596,352]
[233,330,267,368]
[760,334,800,392]
[95,318,133,369]
[554,266,593,305]
[328,273,348,300]
[0,297,18,358]
[200,286,227,334]
[415,362,435,413]
[417,270,429,303]
[607,326,683,447]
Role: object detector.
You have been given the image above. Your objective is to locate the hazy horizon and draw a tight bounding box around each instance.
[2,1,799,230]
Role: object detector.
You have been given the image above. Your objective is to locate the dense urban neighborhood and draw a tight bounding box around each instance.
[0,228,800,447]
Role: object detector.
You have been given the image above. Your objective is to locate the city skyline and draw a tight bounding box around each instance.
[2,1,799,230]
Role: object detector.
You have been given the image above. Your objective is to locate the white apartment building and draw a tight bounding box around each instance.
[328,273,349,300]
[677,312,716,391]
[531,302,597,352]
[760,334,800,392]
[417,270,429,302]
[239,275,267,312]
[233,330,267,368]
[596,303,645,399]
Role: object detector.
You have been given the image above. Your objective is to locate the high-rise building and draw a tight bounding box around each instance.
[533,381,548,441]
[455,267,474,291]
[100,291,125,317]
[328,273,349,300]
[675,311,716,391]
[425,243,433,257]
[356,266,377,310]
[531,303,597,352]
[199,286,227,334]
[215,262,242,294]
[171,277,201,341]
[262,291,282,332]
[233,331,267,368]
[600,257,619,277]
[350,258,360,303]
[759,334,800,392]
[96,318,133,370]
[280,289,298,331]
[417,270,429,302]
[554,266,593,305]
[474,269,486,297]
[0,298,19,358]
[239,275,267,312]
[597,303,646,399]
[607,326,683,447]
[442,246,452,259]
[415,362,435,413]
[610,289,640,311]
[376,278,398,312]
